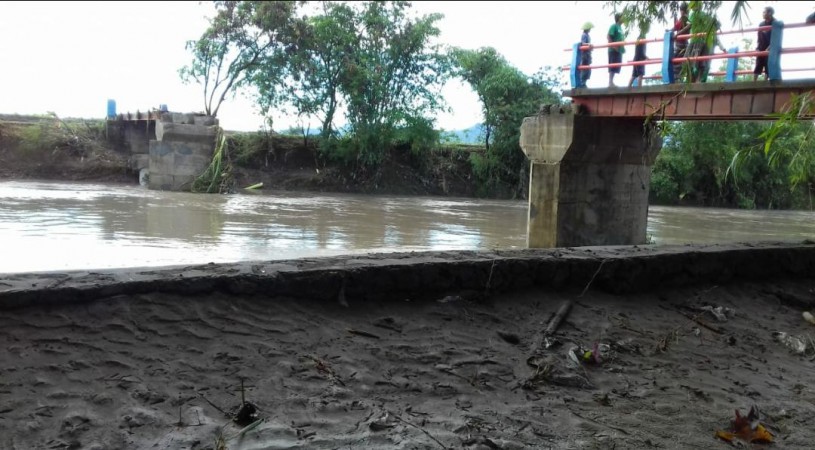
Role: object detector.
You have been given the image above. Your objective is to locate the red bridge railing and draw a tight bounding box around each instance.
[565,20,815,89]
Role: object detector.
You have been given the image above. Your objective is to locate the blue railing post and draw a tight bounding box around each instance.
[570,43,581,89]
[768,20,783,81]
[725,47,739,82]
[661,30,675,84]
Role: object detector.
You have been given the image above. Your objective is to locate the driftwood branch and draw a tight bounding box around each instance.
[530,300,574,355]
[544,301,573,336]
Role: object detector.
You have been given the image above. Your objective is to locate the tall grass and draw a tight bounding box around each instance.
[191,130,232,193]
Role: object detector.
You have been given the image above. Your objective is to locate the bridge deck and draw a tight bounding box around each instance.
[565,79,815,120]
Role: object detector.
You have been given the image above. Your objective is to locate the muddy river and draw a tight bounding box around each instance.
[1,180,814,273]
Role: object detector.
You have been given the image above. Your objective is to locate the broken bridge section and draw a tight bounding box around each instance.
[107,111,219,191]
[149,113,219,191]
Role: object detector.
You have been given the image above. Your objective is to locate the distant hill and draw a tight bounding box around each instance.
[443,123,484,145]
[276,123,486,145]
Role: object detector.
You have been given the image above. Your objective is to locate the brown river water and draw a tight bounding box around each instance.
[1,180,814,274]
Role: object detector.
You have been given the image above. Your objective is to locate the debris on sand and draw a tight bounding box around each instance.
[700,305,736,322]
[772,331,809,355]
[715,405,774,444]
[567,343,611,366]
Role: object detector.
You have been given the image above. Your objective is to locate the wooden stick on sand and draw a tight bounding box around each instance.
[529,300,574,356]
[544,300,573,337]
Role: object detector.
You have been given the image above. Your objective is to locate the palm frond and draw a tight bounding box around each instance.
[729,1,750,28]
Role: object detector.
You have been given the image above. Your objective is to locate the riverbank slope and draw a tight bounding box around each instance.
[0,114,487,198]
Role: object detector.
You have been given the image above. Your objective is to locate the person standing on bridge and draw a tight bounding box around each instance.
[628,31,648,87]
[673,2,691,82]
[754,7,775,81]
[686,2,716,83]
[578,22,594,88]
[607,13,626,87]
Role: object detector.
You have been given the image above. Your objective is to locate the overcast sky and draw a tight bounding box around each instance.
[0,1,812,132]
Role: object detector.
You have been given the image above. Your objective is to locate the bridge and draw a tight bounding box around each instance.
[520,19,815,248]
[566,80,815,120]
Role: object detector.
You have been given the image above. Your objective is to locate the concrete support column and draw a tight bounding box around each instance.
[149,113,219,191]
[527,161,560,247]
[520,108,661,248]
[520,109,572,248]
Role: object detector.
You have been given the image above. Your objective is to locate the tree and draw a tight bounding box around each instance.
[179,1,299,117]
[732,96,815,189]
[452,48,507,151]
[655,122,755,206]
[338,1,450,168]
[652,121,811,209]
[272,1,357,140]
[453,47,561,195]
[603,1,749,38]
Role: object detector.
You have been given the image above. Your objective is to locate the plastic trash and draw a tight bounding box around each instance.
[772,331,807,354]
[567,343,611,366]
[701,305,736,322]
[804,311,815,326]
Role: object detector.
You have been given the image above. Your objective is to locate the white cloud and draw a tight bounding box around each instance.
[1,1,812,133]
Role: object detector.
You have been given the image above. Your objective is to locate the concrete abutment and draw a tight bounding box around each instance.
[520,108,661,247]
[106,112,218,191]
[148,114,219,191]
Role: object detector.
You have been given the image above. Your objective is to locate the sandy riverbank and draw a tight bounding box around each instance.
[1,243,814,449]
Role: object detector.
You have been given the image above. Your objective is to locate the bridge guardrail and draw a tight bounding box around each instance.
[564,21,815,89]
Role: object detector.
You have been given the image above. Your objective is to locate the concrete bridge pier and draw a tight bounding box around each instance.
[148,113,219,191]
[106,111,219,191]
[519,108,661,248]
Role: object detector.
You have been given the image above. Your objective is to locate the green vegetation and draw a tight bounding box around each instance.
[752,93,815,188]
[176,0,814,207]
[191,131,233,193]
[652,121,813,209]
[7,114,108,158]
[604,1,750,39]
[453,48,561,196]
[179,1,299,117]
[181,1,554,197]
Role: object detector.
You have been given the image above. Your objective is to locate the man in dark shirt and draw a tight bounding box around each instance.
[754,7,775,81]
[628,32,647,87]
[578,22,593,88]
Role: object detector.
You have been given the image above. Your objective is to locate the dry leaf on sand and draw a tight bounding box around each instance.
[715,406,774,444]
